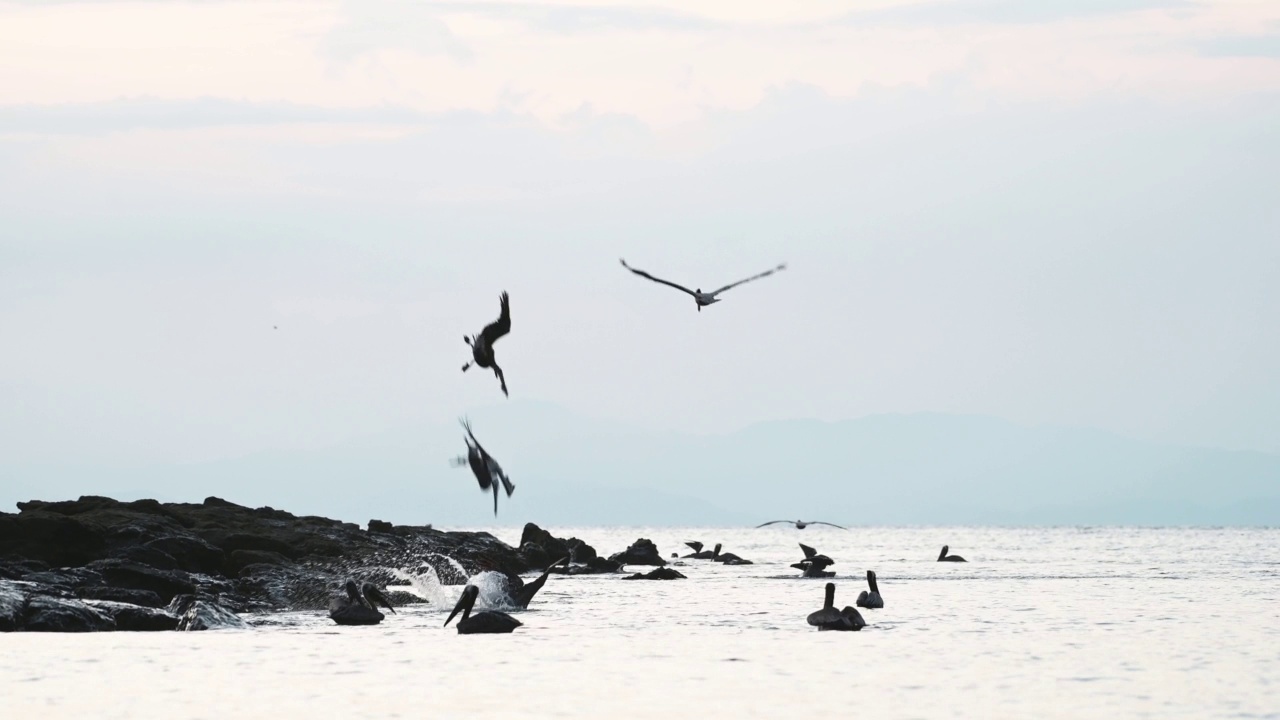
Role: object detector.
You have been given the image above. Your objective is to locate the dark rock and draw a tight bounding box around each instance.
[0,512,107,566]
[623,567,686,580]
[367,519,395,534]
[520,523,571,563]
[84,600,179,631]
[115,545,182,571]
[0,558,49,580]
[76,586,165,608]
[144,535,225,575]
[227,549,290,575]
[569,539,598,563]
[519,542,550,570]
[549,557,624,575]
[23,593,115,632]
[206,533,298,559]
[90,560,195,603]
[609,538,666,567]
[202,496,244,509]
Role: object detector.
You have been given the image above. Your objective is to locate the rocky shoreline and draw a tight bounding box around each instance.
[0,495,664,632]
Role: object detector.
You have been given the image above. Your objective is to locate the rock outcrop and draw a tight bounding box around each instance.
[0,495,531,632]
[609,538,666,567]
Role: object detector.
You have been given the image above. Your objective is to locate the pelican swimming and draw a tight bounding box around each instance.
[684,542,721,560]
[938,545,967,562]
[791,543,836,578]
[444,585,522,634]
[806,582,865,631]
[619,258,786,312]
[461,291,511,396]
[450,417,514,515]
[856,570,883,609]
[756,519,847,530]
[328,580,397,626]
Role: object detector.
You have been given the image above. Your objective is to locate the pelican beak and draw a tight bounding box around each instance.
[444,587,475,628]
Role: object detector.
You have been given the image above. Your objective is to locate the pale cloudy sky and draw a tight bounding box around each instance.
[1,0,1278,478]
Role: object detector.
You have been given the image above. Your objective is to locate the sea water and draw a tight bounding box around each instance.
[2,526,1277,719]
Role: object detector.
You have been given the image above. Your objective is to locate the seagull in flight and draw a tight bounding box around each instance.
[619,259,786,312]
[756,519,847,530]
[462,291,511,397]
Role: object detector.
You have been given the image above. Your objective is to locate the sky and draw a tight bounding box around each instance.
[1,0,1278,500]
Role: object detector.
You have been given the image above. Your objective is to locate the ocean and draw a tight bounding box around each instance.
[2,526,1277,719]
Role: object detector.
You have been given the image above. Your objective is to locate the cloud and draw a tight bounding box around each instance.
[0,97,436,134]
[1197,33,1280,58]
[835,0,1192,26]
[320,0,473,63]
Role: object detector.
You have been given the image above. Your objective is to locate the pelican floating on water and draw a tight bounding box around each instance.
[791,543,836,578]
[328,580,397,626]
[619,258,786,312]
[756,519,847,530]
[504,558,568,608]
[461,291,512,396]
[856,570,883,609]
[938,545,967,562]
[451,417,514,515]
[684,542,720,559]
[444,585,522,634]
[806,582,865,631]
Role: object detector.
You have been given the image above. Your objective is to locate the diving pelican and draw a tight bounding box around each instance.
[619,258,786,312]
[450,417,514,515]
[461,291,512,396]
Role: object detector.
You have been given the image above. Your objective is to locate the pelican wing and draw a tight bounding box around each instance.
[799,542,818,559]
[755,520,790,528]
[684,541,704,552]
[708,263,786,297]
[479,291,511,345]
[809,521,848,530]
[620,259,698,297]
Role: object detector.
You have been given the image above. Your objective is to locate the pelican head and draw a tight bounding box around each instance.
[938,545,949,561]
[361,583,396,614]
[343,579,362,604]
[444,585,481,628]
[713,543,722,557]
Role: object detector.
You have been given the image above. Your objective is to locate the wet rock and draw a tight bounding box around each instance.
[23,594,115,632]
[367,519,395,534]
[168,595,246,631]
[609,538,666,567]
[76,586,165,608]
[549,557,623,575]
[84,600,179,631]
[623,567,686,580]
[0,512,107,566]
[0,580,25,630]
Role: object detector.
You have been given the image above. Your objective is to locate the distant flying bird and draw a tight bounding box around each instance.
[619,258,786,312]
[462,291,511,396]
[937,545,967,563]
[756,519,847,530]
[450,417,515,515]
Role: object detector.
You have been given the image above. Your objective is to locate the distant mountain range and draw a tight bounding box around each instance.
[3,402,1277,527]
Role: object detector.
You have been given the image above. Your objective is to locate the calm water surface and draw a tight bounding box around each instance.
[2,527,1278,719]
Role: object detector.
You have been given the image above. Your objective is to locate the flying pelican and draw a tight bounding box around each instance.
[450,417,514,515]
[328,580,397,626]
[756,519,847,530]
[461,291,511,396]
[856,570,884,609]
[619,258,786,312]
[806,582,865,631]
[444,585,522,634]
[938,545,967,562]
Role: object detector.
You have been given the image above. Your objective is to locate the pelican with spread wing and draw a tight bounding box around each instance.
[619,258,786,311]
[756,519,847,530]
